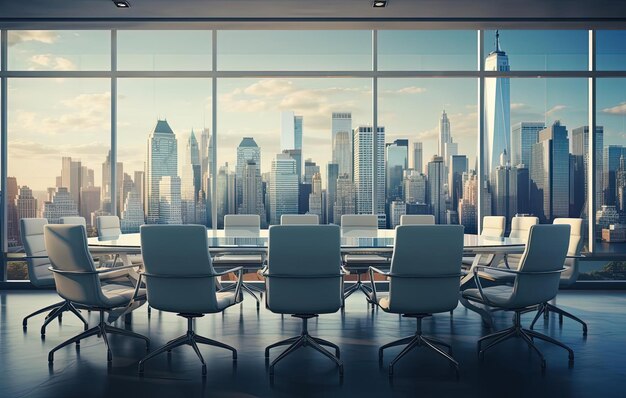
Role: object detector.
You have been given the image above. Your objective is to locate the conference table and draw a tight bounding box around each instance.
[88,229,526,328]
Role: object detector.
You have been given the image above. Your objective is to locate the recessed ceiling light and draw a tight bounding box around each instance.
[373,0,388,7]
[113,0,131,8]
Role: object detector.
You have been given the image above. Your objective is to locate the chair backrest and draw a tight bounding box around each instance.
[224,214,260,237]
[20,218,54,288]
[388,225,463,314]
[553,218,583,285]
[508,224,570,308]
[60,216,87,227]
[400,215,435,225]
[43,224,105,306]
[266,225,342,315]
[141,225,220,314]
[481,216,505,237]
[341,214,378,237]
[96,216,121,239]
[509,216,538,241]
[280,214,319,225]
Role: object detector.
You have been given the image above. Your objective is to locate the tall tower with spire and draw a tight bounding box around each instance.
[485,30,511,180]
[438,109,451,158]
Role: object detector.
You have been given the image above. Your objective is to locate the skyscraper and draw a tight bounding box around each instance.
[438,110,451,158]
[101,150,123,215]
[511,122,545,169]
[617,155,626,213]
[334,174,356,224]
[494,150,516,225]
[332,112,352,178]
[353,126,385,221]
[571,126,603,218]
[326,163,339,224]
[304,159,320,185]
[239,161,265,223]
[449,155,468,213]
[43,187,79,224]
[404,170,427,204]
[7,177,18,246]
[281,111,303,181]
[61,156,83,210]
[236,137,261,210]
[386,139,409,202]
[412,142,423,173]
[270,153,299,225]
[531,121,570,222]
[459,171,478,234]
[485,30,511,178]
[79,186,101,225]
[603,145,626,207]
[427,155,446,224]
[120,190,144,233]
[308,172,324,221]
[389,200,406,228]
[181,130,204,224]
[16,186,37,244]
[145,119,179,224]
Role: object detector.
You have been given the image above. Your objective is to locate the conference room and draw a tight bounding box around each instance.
[1,1,626,397]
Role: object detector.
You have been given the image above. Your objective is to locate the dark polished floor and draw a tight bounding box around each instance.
[1,289,625,398]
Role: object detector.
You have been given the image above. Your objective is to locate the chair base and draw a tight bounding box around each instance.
[379,316,459,377]
[530,302,588,336]
[265,315,343,376]
[478,311,574,369]
[48,310,149,363]
[138,315,237,376]
[23,300,89,336]
[343,272,373,303]
[220,280,261,309]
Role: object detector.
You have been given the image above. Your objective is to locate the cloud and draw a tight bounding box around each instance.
[380,86,427,97]
[602,102,626,115]
[510,103,529,111]
[243,80,295,97]
[9,140,109,159]
[8,30,58,46]
[10,91,111,136]
[29,54,76,71]
[545,104,567,116]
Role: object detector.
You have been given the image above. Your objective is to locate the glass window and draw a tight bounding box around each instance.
[597,31,626,71]
[8,30,110,71]
[7,78,110,279]
[378,30,477,71]
[595,78,626,261]
[216,78,372,227]
[117,31,212,71]
[378,78,477,229]
[482,30,588,71]
[117,78,212,231]
[482,77,588,241]
[217,31,372,71]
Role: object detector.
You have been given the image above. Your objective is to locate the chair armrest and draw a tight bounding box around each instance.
[369,266,390,276]
[49,264,138,275]
[212,266,244,276]
[473,265,566,276]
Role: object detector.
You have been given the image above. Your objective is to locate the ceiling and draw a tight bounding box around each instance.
[0,0,625,29]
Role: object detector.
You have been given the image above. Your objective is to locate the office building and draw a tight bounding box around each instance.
[511,122,544,169]
[120,190,144,233]
[449,155,468,213]
[427,155,446,224]
[389,200,406,228]
[236,137,261,210]
[332,112,352,178]
[239,161,265,221]
[334,174,356,224]
[571,126,603,218]
[485,30,511,178]
[412,142,423,173]
[404,170,427,204]
[326,163,339,224]
[270,153,299,225]
[304,159,320,185]
[145,120,179,224]
[531,121,570,222]
[43,187,79,223]
[79,186,101,225]
[604,145,626,207]
[354,126,385,220]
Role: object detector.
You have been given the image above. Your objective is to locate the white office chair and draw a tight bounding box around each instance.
[96,215,122,239]
[138,225,242,376]
[502,216,539,268]
[462,216,506,267]
[60,216,87,227]
[20,218,88,335]
[264,225,344,376]
[399,214,435,225]
[341,214,389,303]
[280,214,319,225]
[370,225,463,377]
[213,214,264,308]
[529,218,588,335]
[44,224,149,364]
[461,224,574,369]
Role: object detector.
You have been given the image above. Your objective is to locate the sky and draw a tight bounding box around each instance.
[3,29,626,192]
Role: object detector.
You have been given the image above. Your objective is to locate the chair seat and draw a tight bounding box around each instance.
[101,283,146,308]
[462,285,513,307]
[462,255,494,266]
[216,291,238,310]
